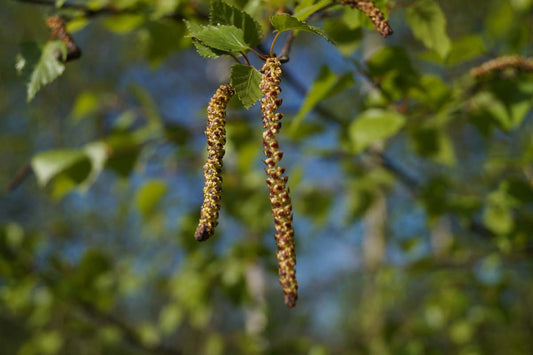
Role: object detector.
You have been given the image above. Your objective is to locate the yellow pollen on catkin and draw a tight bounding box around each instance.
[260,57,298,308]
[195,84,234,242]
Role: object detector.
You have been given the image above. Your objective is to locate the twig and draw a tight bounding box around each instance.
[278,31,295,63]
[6,164,32,193]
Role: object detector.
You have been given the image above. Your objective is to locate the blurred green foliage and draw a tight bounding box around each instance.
[1,0,533,354]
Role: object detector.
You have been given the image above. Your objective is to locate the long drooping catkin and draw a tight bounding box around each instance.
[195,84,234,242]
[260,57,298,308]
[470,55,533,78]
[342,0,393,37]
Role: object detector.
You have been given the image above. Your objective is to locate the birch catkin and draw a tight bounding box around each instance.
[342,0,393,37]
[45,16,81,61]
[195,84,234,241]
[470,56,533,78]
[260,57,298,308]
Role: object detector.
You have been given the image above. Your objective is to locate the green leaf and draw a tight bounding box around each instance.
[151,0,180,19]
[210,0,262,47]
[103,14,145,34]
[270,13,334,44]
[471,90,532,131]
[141,21,187,67]
[185,21,226,58]
[411,128,457,166]
[189,24,250,52]
[293,0,332,21]
[323,19,362,56]
[290,66,354,133]
[135,179,168,219]
[406,0,451,59]
[349,109,406,153]
[192,39,224,58]
[31,150,88,187]
[17,41,67,102]
[230,64,262,109]
[82,142,108,189]
[30,142,108,198]
[446,35,486,65]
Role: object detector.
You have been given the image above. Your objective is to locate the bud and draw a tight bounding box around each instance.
[195,84,234,241]
[260,57,298,308]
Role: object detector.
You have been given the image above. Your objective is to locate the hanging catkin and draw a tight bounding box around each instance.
[260,57,298,308]
[342,0,393,37]
[195,84,234,241]
[470,55,533,78]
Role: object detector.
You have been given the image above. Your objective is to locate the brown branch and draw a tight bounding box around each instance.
[278,31,295,63]
[6,164,33,193]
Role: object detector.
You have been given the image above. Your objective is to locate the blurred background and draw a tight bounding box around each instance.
[1,0,533,354]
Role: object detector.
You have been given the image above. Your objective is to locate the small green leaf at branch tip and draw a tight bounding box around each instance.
[270,13,335,44]
[210,0,262,48]
[230,64,262,109]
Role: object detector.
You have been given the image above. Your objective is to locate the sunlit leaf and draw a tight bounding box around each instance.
[270,13,334,44]
[210,0,262,47]
[16,41,67,102]
[188,24,250,52]
[230,64,262,109]
[293,0,332,21]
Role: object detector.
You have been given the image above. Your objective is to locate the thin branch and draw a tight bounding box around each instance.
[6,164,33,193]
[278,31,295,63]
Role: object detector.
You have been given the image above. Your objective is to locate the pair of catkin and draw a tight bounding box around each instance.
[195,58,298,308]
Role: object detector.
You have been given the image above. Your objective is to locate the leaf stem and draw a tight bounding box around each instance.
[249,48,268,60]
[270,32,282,57]
[241,51,251,66]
